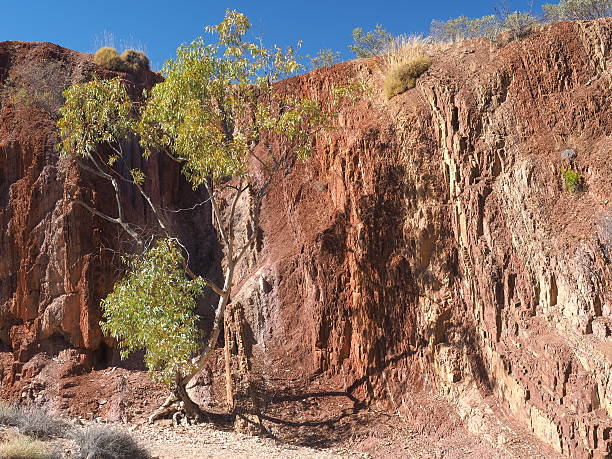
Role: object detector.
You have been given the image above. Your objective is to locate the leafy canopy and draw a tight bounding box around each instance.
[101,239,204,385]
[57,78,134,158]
[138,9,327,186]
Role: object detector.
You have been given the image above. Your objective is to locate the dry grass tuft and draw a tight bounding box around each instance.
[93,47,124,71]
[0,403,70,439]
[383,35,433,70]
[0,434,57,459]
[382,36,436,99]
[72,425,151,459]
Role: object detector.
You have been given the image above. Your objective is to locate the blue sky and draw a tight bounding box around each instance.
[3,0,549,70]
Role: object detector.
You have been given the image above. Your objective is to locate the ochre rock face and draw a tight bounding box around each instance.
[0,41,218,377]
[1,19,611,456]
[231,19,612,456]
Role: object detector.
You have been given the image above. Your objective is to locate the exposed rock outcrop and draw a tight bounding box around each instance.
[0,41,218,380]
[1,19,611,457]
[230,19,612,457]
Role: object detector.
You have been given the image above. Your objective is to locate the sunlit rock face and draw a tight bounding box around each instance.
[1,18,612,456]
[230,19,612,456]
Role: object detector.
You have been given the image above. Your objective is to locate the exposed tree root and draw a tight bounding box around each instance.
[148,389,234,427]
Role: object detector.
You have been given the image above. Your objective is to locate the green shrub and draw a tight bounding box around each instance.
[72,425,151,459]
[100,238,202,386]
[349,24,394,58]
[430,11,537,43]
[502,11,538,40]
[430,15,501,42]
[120,49,150,72]
[383,56,432,99]
[561,166,582,192]
[542,0,612,21]
[93,47,124,71]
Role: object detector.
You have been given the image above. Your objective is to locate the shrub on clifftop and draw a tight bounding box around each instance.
[384,56,431,99]
[93,47,124,71]
[349,24,394,58]
[542,0,612,21]
[93,47,150,73]
[0,60,69,115]
[120,49,150,72]
[308,48,341,69]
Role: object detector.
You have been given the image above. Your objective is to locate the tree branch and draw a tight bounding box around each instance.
[70,198,120,225]
[226,177,244,250]
[204,180,229,246]
[86,153,141,245]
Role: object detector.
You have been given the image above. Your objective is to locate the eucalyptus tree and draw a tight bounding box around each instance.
[57,10,344,422]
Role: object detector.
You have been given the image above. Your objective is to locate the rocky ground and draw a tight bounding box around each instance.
[1,361,560,458]
[0,410,559,459]
[135,422,369,459]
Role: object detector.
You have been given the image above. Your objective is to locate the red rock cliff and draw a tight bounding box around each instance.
[0,41,219,377]
[1,19,611,457]
[230,19,612,457]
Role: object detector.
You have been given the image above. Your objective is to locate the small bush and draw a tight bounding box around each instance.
[120,49,150,72]
[93,47,124,71]
[430,15,501,42]
[502,11,538,40]
[72,425,151,459]
[0,434,57,459]
[0,403,69,439]
[349,24,394,58]
[0,402,17,425]
[383,57,432,99]
[0,60,69,115]
[430,10,536,44]
[561,166,581,192]
[542,0,612,21]
[308,49,341,69]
